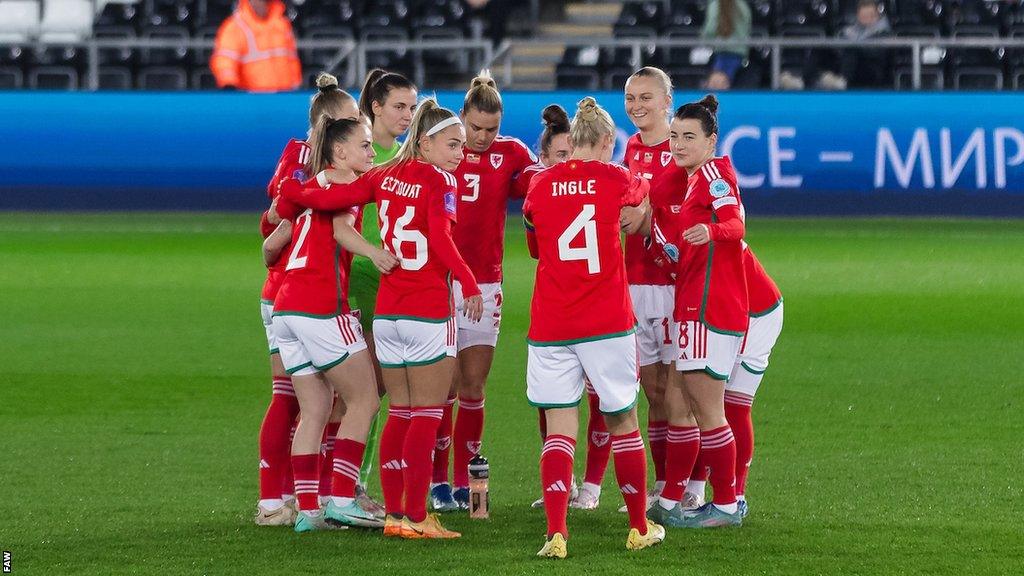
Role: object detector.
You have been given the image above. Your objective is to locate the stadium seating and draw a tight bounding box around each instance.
[0,0,41,42]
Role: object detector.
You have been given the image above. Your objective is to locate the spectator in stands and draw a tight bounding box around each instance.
[787,0,891,90]
[210,0,302,92]
[701,0,752,90]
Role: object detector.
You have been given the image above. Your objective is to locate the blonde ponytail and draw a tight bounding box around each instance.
[308,71,357,128]
[569,96,615,149]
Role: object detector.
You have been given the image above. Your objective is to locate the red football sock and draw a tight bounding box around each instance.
[403,406,445,523]
[540,434,575,539]
[290,453,320,512]
[379,405,410,516]
[258,377,300,500]
[647,419,668,484]
[431,394,456,484]
[701,425,738,505]
[583,388,611,486]
[452,396,485,488]
[319,421,340,497]
[283,422,297,497]
[690,450,709,482]
[611,430,649,534]
[537,408,547,439]
[660,425,700,503]
[725,392,755,496]
[331,438,366,499]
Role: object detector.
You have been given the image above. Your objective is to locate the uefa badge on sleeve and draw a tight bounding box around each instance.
[710,179,731,199]
[444,190,457,215]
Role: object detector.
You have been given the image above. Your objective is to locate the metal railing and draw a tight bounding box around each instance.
[485,36,1024,90]
[0,37,495,90]
[2,35,1022,91]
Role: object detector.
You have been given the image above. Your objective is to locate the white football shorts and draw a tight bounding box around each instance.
[260,301,279,355]
[272,313,367,376]
[372,317,457,368]
[727,302,784,397]
[675,320,743,381]
[629,284,676,366]
[527,331,640,415]
[453,281,503,350]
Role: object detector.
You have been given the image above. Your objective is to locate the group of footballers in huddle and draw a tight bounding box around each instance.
[253,64,783,559]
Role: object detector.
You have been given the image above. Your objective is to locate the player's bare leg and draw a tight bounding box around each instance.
[538,407,578,558]
[450,344,494,508]
[400,358,461,538]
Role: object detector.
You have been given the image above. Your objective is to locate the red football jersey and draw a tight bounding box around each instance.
[666,156,749,334]
[743,244,782,316]
[280,159,480,321]
[523,160,650,344]
[623,133,686,286]
[272,179,360,317]
[452,136,537,284]
[261,138,310,302]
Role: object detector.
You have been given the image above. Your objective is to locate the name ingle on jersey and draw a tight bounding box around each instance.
[623,133,684,287]
[523,160,649,345]
[551,179,597,196]
[452,136,536,284]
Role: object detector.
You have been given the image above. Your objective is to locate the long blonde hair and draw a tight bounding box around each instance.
[570,97,615,149]
[462,69,502,114]
[387,97,459,166]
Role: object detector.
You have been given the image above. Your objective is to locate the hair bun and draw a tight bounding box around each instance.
[698,94,719,115]
[541,104,569,129]
[316,72,339,92]
[471,69,497,89]
[577,97,599,122]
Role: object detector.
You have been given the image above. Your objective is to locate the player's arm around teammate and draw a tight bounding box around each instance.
[524,97,663,559]
[648,95,748,529]
[254,73,359,527]
[271,118,394,533]
[429,71,540,511]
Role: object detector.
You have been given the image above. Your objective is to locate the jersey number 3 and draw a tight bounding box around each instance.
[379,200,428,271]
[462,173,480,202]
[557,204,600,274]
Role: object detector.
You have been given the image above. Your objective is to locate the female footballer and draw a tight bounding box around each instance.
[268,118,400,533]
[255,72,359,526]
[646,94,748,529]
[523,97,664,558]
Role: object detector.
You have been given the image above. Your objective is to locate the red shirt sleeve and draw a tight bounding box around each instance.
[280,172,374,213]
[522,175,539,259]
[705,175,744,242]
[619,166,650,207]
[509,144,540,200]
[427,177,480,297]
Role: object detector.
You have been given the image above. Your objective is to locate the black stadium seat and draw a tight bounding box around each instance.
[776,0,834,33]
[0,66,24,89]
[96,66,133,90]
[138,66,189,90]
[94,2,140,28]
[140,25,190,66]
[29,66,79,90]
[93,26,138,68]
[891,0,946,29]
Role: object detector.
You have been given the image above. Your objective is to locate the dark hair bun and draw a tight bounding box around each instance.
[698,94,719,115]
[542,104,569,130]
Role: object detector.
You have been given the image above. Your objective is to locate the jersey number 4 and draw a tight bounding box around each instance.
[379,200,428,271]
[557,204,600,274]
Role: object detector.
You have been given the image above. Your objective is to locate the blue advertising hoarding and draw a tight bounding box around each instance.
[1,91,1021,214]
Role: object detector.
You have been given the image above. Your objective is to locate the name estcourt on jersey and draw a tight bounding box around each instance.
[381,176,423,199]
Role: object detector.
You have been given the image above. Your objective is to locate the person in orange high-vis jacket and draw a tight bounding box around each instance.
[210,0,302,92]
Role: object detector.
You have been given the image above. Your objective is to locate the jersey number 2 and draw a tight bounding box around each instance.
[285,209,313,271]
[557,204,600,274]
[379,200,428,271]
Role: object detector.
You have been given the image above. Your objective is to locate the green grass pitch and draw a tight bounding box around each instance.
[1,213,1022,575]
